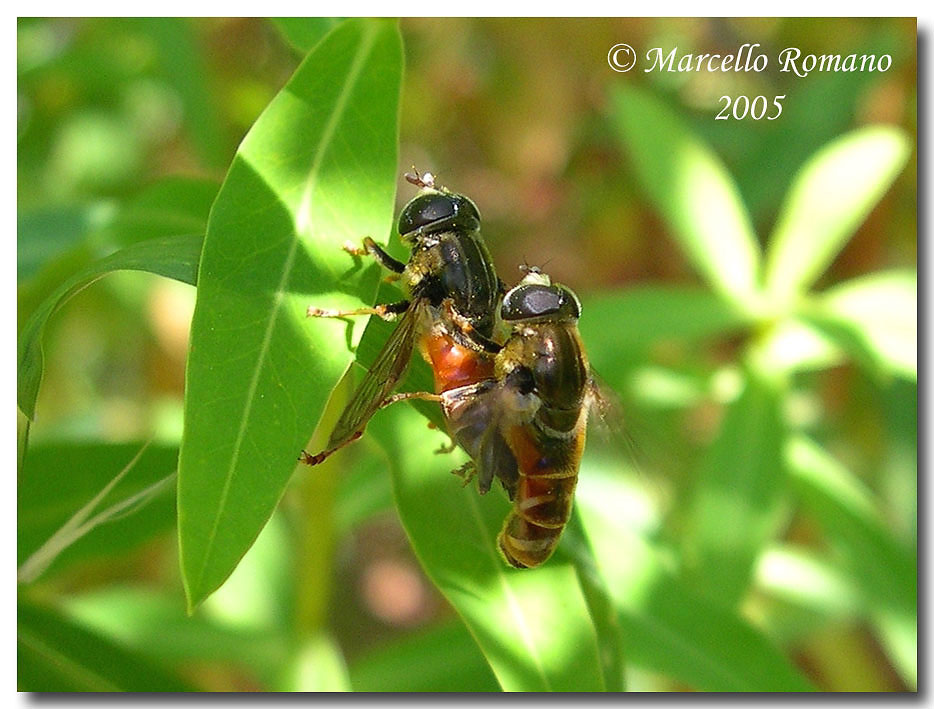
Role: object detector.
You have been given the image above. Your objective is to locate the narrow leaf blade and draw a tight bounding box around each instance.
[681,362,787,606]
[803,269,917,380]
[611,84,761,308]
[17,233,203,419]
[576,474,815,692]
[764,126,910,303]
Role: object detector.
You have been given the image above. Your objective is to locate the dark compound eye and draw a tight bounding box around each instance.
[502,284,581,322]
[398,193,481,238]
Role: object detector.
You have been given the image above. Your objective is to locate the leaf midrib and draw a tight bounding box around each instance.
[187,23,379,602]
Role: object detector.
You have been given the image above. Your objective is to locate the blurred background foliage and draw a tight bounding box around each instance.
[17,17,915,691]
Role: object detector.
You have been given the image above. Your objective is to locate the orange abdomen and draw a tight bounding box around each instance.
[498,424,584,568]
[420,332,495,393]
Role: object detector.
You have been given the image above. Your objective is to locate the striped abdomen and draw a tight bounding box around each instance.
[498,413,587,568]
[495,322,589,568]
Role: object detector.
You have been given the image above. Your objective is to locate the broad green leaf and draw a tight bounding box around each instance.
[763,126,911,304]
[17,233,203,419]
[681,360,787,607]
[273,17,344,53]
[368,404,606,692]
[611,84,761,309]
[178,19,403,610]
[18,599,196,691]
[576,472,815,692]
[802,270,917,380]
[785,436,916,656]
[65,587,287,687]
[559,511,627,692]
[349,620,500,692]
[18,442,178,581]
[581,286,752,359]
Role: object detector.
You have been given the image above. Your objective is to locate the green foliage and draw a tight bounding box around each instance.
[177,18,403,610]
[17,18,915,693]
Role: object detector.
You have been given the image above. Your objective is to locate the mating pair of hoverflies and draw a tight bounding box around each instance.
[302,170,600,569]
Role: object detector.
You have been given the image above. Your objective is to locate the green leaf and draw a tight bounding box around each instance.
[349,620,501,692]
[576,471,815,692]
[681,360,787,607]
[802,270,917,381]
[99,175,219,248]
[17,202,115,281]
[177,18,403,610]
[279,633,351,691]
[754,317,844,375]
[581,286,752,359]
[272,17,344,54]
[65,587,287,687]
[18,441,178,581]
[611,84,761,309]
[763,126,910,304]
[17,233,203,419]
[368,404,606,692]
[141,18,228,169]
[18,599,196,691]
[785,436,916,646]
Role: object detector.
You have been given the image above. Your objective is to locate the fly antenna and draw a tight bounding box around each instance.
[404,167,436,190]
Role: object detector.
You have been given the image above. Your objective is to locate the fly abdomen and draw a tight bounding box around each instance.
[498,515,563,569]
[497,425,584,568]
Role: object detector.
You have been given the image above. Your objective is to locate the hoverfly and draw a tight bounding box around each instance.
[439,267,593,568]
[301,170,504,465]
[384,266,595,568]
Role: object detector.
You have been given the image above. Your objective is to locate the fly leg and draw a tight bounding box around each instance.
[307,300,409,321]
[435,437,458,455]
[343,236,405,274]
[307,237,409,320]
[440,298,502,354]
[450,460,476,488]
[299,431,363,466]
[426,421,458,455]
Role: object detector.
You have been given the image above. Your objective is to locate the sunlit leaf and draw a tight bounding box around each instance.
[681,361,787,607]
[18,600,196,691]
[18,442,178,582]
[576,472,815,692]
[273,17,344,53]
[581,285,752,358]
[611,84,761,309]
[785,436,916,631]
[177,19,403,610]
[349,620,500,692]
[368,404,606,692]
[17,233,203,419]
[802,269,917,380]
[763,126,910,304]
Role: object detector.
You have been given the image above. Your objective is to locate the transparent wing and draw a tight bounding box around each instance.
[442,379,519,498]
[326,300,423,450]
[587,368,644,474]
